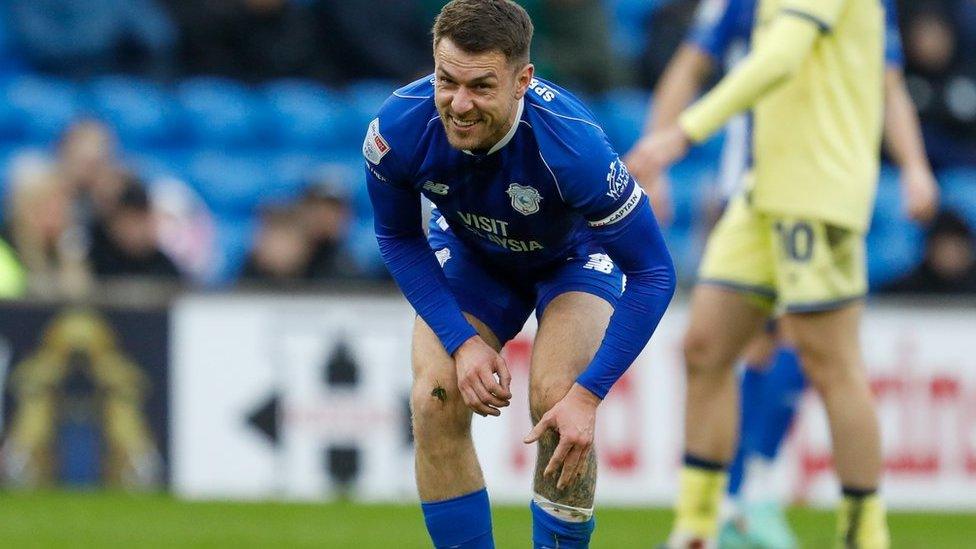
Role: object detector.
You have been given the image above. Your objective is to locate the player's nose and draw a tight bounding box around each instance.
[451,88,475,115]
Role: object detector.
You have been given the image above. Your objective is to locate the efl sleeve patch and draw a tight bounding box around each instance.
[363,118,391,165]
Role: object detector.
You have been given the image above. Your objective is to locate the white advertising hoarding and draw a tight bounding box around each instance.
[172,294,976,509]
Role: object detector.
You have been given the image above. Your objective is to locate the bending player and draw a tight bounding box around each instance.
[364,1,676,547]
[631,0,940,547]
[625,0,938,547]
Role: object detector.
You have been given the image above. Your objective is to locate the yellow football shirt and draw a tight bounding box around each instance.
[750,0,885,232]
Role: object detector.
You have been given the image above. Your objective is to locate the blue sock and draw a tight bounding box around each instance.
[727,364,766,497]
[421,488,494,549]
[755,346,807,459]
[531,500,595,549]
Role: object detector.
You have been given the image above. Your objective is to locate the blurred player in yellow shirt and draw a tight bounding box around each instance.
[635,0,933,547]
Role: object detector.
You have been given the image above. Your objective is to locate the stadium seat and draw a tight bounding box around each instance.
[591,88,648,152]
[342,80,398,155]
[605,0,654,59]
[87,76,179,148]
[939,168,976,230]
[663,225,701,283]
[210,214,257,284]
[1,75,82,144]
[176,78,268,148]
[186,151,275,215]
[870,166,903,231]
[867,226,923,289]
[263,79,356,150]
[666,159,713,232]
[346,216,387,278]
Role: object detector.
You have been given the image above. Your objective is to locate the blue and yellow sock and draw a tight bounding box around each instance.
[673,454,728,539]
[421,488,494,549]
[531,500,595,549]
[837,487,889,549]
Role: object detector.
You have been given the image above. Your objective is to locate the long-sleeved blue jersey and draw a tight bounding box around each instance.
[364,75,676,399]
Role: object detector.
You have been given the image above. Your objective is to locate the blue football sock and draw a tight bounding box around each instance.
[727,364,767,497]
[421,488,494,549]
[755,346,807,459]
[531,500,595,549]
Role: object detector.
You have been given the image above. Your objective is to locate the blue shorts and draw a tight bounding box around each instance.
[428,226,624,345]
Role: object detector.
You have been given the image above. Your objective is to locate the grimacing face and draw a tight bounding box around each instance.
[434,38,533,151]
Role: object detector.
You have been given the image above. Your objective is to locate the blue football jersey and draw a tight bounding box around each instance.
[364,75,645,272]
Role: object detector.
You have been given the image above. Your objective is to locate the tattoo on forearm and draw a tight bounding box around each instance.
[533,430,597,508]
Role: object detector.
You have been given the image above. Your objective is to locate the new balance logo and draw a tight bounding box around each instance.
[423,181,450,195]
[583,253,614,274]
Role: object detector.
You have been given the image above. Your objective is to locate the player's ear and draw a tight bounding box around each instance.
[514,63,534,100]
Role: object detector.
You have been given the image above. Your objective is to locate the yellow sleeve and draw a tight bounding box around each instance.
[678,15,821,142]
[780,0,848,31]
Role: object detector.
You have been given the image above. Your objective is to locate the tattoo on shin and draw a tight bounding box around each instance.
[533,431,597,508]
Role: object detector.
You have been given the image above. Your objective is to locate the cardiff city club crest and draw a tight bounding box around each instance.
[506,183,542,216]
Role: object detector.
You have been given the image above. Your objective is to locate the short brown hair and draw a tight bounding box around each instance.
[433,0,533,66]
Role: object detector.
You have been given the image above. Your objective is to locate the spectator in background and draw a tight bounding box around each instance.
[241,206,313,285]
[297,174,359,280]
[87,178,181,280]
[4,156,92,299]
[885,210,976,294]
[901,3,976,167]
[3,0,175,79]
[56,119,129,225]
[164,0,331,82]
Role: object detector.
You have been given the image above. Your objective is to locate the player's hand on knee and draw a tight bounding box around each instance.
[523,383,601,490]
[454,336,512,417]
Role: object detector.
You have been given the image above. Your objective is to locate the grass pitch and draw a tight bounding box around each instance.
[0,491,971,548]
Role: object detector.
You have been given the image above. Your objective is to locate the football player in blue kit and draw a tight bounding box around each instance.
[363,1,675,547]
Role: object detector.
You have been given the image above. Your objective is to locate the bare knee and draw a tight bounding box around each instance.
[682,329,733,382]
[410,377,470,444]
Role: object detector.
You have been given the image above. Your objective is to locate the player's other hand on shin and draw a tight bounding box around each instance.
[901,163,939,224]
[523,383,601,490]
[454,335,512,417]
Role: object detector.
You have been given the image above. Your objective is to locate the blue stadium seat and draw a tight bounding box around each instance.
[591,88,648,153]
[605,0,654,59]
[210,214,257,285]
[125,148,192,185]
[867,226,923,289]
[870,166,902,230]
[177,78,268,148]
[666,159,714,231]
[939,168,976,230]
[342,80,398,156]
[263,80,355,150]
[186,152,275,215]
[1,75,82,144]
[663,225,699,282]
[88,76,179,148]
[346,216,386,277]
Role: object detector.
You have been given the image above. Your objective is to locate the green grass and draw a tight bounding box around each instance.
[0,491,972,548]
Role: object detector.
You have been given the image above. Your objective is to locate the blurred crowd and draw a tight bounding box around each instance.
[0,0,971,299]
